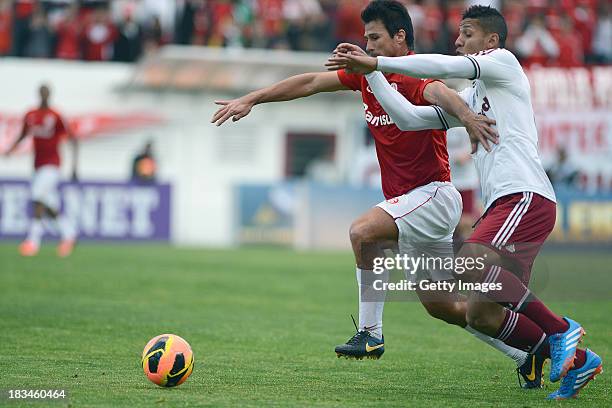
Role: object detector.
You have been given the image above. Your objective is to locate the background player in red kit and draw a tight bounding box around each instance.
[210,0,532,373]
[5,84,78,257]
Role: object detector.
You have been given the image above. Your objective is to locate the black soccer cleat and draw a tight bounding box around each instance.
[335,330,385,360]
[517,353,548,389]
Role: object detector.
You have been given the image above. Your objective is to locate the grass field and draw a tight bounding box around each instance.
[1,243,610,407]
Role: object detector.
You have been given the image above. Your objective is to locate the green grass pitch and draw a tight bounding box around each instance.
[1,243,610,407]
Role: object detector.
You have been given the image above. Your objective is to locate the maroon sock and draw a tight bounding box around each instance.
[481,265,569,335]
[573,348,587,370]
[520,295,569,335]
[495,309,548,354]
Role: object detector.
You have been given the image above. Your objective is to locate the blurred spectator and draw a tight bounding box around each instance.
[284,0,327,51]
[418,0,444,52]
[334,0,368,46]
[131,141,157,183]
[546,147,579,188]
[592,2,612,63]
[114,9,142,62]
[55,4,81,60]
[81,8,117,61]
[0,0,607,66]
[24,9,52,58]
[552,15,584,67]
[516,14,559,66]
[0,0,12,56]
[12,0,36,57]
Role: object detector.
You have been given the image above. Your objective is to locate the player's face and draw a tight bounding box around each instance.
[364,20,405,58]
[39,85,50,103]
[455,19,492,55]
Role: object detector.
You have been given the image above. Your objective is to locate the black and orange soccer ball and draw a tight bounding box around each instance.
[141,334,194,387]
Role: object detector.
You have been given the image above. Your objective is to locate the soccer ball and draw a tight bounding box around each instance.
[141,334,194,387]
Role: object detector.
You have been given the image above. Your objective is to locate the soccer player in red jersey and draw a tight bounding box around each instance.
[5,84,78,257]
[211,0,535,372]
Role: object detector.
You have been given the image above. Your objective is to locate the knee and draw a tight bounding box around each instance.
[456,243,496,282]
[423,302,466,327]
[466,307,498,333]
[349,220,374,247]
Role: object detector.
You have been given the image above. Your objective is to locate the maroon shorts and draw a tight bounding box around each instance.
[465,192,556,285]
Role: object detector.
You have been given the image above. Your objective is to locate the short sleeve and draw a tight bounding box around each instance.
[337,69,362,92]
[408,78,442,105]
[464,48,522,85]
[55,112,68,135]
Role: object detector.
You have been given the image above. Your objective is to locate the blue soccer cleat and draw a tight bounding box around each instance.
[549,317,585,382]
[547,349,603,400]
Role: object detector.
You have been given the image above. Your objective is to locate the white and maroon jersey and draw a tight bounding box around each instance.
[375,49,556,210]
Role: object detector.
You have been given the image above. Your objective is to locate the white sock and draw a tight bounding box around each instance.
[356,267,387,339]
[41,217,60,236]
[26,219,44,247]
[57,215,77,241]
[464,325,528,367]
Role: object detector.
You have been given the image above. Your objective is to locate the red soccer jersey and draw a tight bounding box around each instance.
[337,68,450,199]
[23,108,68,169]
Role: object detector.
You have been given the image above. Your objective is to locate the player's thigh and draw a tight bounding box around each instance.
[31,166,61,212]
[350,206,398,244]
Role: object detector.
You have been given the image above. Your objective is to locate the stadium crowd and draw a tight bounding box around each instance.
[0,0,609,65]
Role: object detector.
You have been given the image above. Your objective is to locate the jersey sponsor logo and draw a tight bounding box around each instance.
[386,198,400,204]
[363,103,395,127]
[30,114,57,139]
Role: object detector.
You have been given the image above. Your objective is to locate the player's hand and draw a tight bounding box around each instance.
[211,98,254,126]
[462,114,498,153]
[326,52,377,74]
[332,43,368,57]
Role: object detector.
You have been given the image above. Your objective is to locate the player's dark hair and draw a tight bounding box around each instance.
[462,5,507,48]
[361,0,415,49]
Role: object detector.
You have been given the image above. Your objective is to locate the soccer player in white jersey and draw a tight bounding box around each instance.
[326,5,602,400]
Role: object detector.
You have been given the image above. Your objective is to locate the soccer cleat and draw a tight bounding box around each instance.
[335,315,384,360]
[547,349,603,400]
[335,330,384,360]
[57,239,75,258]
[19,240,39,257]
[549,317,585,382]
[517,353,547,389]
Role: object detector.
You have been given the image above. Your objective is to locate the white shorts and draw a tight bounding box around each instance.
[31,165,61,211]
[377,181,462,282]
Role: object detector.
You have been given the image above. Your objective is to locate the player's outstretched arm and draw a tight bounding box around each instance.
[365,72,494,152]
[4,120,29,156]
[211,72,348,126]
